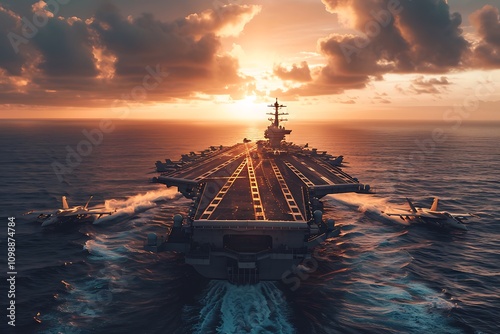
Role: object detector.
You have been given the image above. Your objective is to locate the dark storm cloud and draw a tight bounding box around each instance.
[324,0,468,70]
[273,61,312,82]
[470,5,500,46]
[396,0,469,70]
[281,0,487,97]
[470,5,500,68]
[0,7,25,75]
[34,18,99,77]
[0,1,259,107]
[90,4,221,77]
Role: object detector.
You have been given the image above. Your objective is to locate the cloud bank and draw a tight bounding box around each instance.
[276,0,500,97]
[0,1,261,107]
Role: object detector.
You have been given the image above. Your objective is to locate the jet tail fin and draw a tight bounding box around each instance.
[406,197,417,213]
[62,196,69,209]
[84,195,94,210]
[430,197,439,211]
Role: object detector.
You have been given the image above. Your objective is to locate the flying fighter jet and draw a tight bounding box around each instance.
[27,196,115,228]
[383,197,478,231]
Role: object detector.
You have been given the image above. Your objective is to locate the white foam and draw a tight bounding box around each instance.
[83,239,126,261]
[192,281,295,334]
[92,188,179,224]
[105,188,178,213]
[329,193,411,226]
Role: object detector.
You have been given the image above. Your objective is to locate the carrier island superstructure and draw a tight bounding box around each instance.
[146,99,371,283]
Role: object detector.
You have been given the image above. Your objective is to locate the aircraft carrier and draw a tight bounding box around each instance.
[145,99,371,283]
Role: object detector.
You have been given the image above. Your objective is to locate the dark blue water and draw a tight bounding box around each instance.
[1,119,499,334]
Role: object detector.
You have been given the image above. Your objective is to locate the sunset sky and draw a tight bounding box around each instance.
[0,0,499,121]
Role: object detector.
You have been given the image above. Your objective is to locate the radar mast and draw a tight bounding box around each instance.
[264,98,292,148]
[267,98,288,127]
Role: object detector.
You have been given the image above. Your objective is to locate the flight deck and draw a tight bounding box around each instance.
[155,142,363,223]
[146,99,372,283]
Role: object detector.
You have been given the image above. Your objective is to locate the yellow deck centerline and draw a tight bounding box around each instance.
[246,145,266,220]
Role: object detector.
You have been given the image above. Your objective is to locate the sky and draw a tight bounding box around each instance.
[0,0,499,121]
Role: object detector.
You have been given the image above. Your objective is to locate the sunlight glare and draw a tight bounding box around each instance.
[231,95,262,121]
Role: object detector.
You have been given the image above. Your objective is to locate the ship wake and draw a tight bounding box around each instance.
[185,281,296,334]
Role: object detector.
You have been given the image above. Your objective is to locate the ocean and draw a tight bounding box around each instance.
[1,119,499,334]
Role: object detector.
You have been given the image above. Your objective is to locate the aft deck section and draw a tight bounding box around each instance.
[194,145,307,222]
[201,167,256,220]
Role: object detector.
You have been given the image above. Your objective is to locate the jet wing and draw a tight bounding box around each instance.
[59,209,89,216]
[385,212,420,217]
[417,212,447,219]
[24,210,56,222]
[88,209,116,215]
[24,209,51,216]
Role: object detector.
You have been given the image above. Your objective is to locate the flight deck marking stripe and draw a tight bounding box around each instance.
[283,161,315,187]
[270,160,305,221]
[310,157,354,183]
[320,176,335,185]
[167,146,234,176]
[294,156,337,185]
[246,145,266,221]
[199,158,248,220]
[193,145,255,181]
[168,144,242,178]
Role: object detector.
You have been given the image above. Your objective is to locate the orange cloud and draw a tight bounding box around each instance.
[470,5,500,68]
[0,2,259,108]
[273,61,312,82]
[276,0,500,97]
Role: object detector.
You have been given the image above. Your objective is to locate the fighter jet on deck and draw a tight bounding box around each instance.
[28,196,115,228]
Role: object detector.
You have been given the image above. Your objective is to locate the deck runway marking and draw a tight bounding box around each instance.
[167,144,239,177]
[293,155,353,184]
[246,145,266,221]
[270,160,305,221]
[310,157,355,183]
[199,158,248,220]
[193,145,255,181]
[320,176,335,185]
[283,161,315,187]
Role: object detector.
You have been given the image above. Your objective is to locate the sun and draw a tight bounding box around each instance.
[231,95,262,121]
